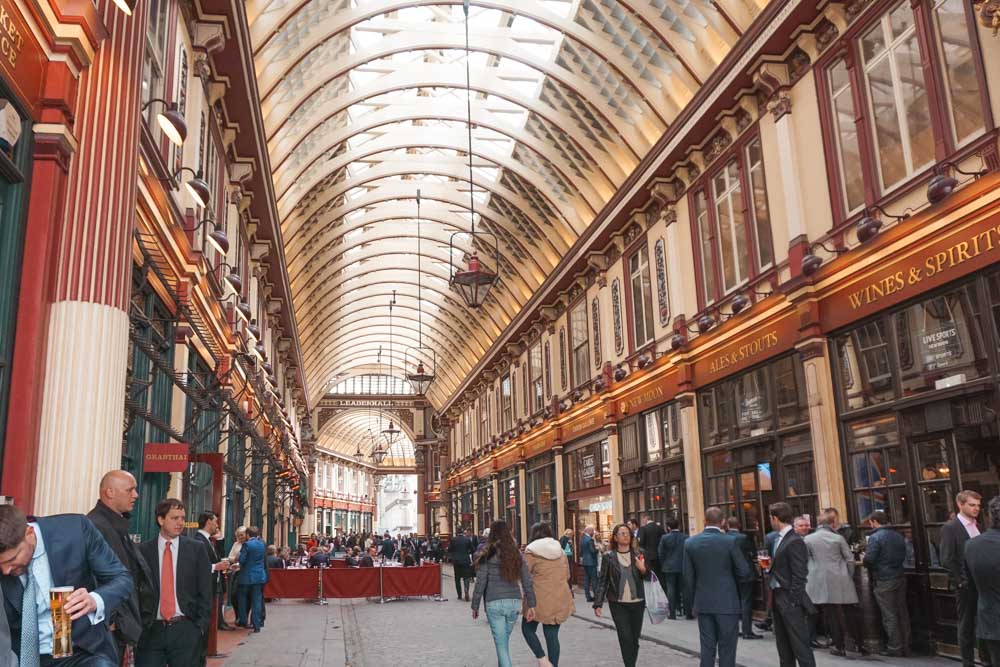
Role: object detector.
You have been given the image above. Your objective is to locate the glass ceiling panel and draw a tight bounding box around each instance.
[249,0,752,408]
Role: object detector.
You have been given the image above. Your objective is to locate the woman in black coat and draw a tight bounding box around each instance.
[593,523,649,667]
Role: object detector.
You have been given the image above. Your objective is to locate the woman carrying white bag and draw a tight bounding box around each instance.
[593,524,650,667]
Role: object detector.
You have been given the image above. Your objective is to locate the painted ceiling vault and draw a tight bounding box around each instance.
[247,0,764,459]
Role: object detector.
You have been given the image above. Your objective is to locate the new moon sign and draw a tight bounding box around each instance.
[143,443,190,473]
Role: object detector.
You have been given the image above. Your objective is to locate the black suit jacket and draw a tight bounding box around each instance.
[638,522,666,563]
[139,535,213,634]
[770,530,815,614]
[939,517,974,590]
[1,515,133,664]
[962,528,1000,641]
[193,531,224,593]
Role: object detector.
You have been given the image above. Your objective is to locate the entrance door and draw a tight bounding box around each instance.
[736,462,775,547]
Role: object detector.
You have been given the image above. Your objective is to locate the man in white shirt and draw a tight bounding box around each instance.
[135,499,212,667]
[0,504,133,666]
[940,490,991,667]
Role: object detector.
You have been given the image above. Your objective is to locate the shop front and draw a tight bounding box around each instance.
[525,452,557,529]
[498,466,521,542]
[831,273,1000,653]
[564,431,613,550]
[476,477,493,534]
[641,400,688,533]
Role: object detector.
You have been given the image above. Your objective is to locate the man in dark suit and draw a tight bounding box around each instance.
[580,525,598,602]
[638,514,666,595]
[87,470,156,660]
[0,504,133,666]
[447,528,475,601]
[766,502,816,667]
[755,528,780,633]
[135,498,212,667]
[0,587,15,667]
[683,506,751,667]
[237,527,267,632]
[963,495,1000,666]
[726,516,762,639]
[193,511,232,633]
[657,517,689,619]
[941,490,991,667]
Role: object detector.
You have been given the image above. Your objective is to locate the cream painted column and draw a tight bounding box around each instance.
[678,394,705,532]
[798,339,848,514]
[553,446,566,535]
[517,462,528,544]
[491,473,500,529]
[472,483,480,534]
[32,1,149,516]
[606,426,624,521]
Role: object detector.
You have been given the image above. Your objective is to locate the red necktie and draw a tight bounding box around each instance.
[160,541,176,619]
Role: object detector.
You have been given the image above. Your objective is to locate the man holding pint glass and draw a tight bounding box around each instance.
[0,504,134,666]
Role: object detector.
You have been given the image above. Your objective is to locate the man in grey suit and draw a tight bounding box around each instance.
[683,506,752,667]
[804,509,861,656]
[963,495,1000,666]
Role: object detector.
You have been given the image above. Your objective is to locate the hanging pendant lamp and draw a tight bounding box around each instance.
[406,189,437,395]
[381,294,401,446]
[449,0,500,309]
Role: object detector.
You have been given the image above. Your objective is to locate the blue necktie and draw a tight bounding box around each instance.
[20,570,40,667]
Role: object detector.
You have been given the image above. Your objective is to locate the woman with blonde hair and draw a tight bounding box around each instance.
[522,522,574,666]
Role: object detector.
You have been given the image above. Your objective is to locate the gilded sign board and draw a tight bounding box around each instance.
[691,311,798,387]
[0,0,44,113]
[823,211,1000,330]
[616,370,679,415]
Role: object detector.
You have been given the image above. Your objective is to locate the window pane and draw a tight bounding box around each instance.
[630,248,654,346]
[895,33,935,171]
[644,411,661,462]
[867,55,907,187]
[713,163,748,291]
[746,138,774,269]
[835,320,896,410]
[695,192,717,302]
[934,0,985,144]
[830,59,866,211]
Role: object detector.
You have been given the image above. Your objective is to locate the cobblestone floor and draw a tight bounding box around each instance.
[221,571,960,667]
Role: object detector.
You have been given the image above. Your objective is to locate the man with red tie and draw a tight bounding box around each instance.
[135,499,212,667]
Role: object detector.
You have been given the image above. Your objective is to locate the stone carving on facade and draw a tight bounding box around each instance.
[654,238,670,327]
[591,297,601,370]
[559,326,567,390]
[611,279,624,355]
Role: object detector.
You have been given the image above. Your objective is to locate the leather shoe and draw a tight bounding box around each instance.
[742,633,763,640]
[829,648,847,657]
[667,614,677,620]
[219,623,236,631]
[810,641,831,649]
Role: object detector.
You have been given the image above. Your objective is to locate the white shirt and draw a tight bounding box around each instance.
[773,525,793,554]
[198,530,220,573]
[21,522,105,655]
[156,535,185,619]
[958,513,981,539]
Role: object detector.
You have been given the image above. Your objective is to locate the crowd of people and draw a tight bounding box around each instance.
[454,492,1000,667]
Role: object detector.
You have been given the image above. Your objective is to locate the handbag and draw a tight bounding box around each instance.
[643,573,670,624]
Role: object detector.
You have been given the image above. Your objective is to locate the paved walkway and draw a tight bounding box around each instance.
[220,571,959,667]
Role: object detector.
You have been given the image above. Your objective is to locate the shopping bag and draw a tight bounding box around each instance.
[644,573,670,624]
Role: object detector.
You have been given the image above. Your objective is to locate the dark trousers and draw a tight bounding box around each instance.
[521,618,561,666]
[872,577,910,654]
[135,618,203,667]
[986,640,1000,666]
[773,592,816,667]
[696,612,739,667]
[583,565,597,601]
[738,581,754,636]
[608,600,645,667]
[663,571,687,617]
[957,586,993,666]
[42,653,117,667]
[453,565,472,597]
[817,603,863,652]
[237,582,265,630]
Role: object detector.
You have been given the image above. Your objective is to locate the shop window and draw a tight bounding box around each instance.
[643,410,661,463]
[661,401,683,459]
[845,415,910,525]
[835,320,896,410]
[628,246,655,348]
[570,300,589,386]
[774,355,808,428]
[619,416,641,472]
[691,136,774,305]
[823,0,988,217]
[567,439,610,492]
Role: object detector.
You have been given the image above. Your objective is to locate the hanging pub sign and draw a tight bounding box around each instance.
[143,443,191,473]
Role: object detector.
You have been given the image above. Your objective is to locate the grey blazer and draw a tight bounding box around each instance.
[0,593,16,667]
[804,526,859,605]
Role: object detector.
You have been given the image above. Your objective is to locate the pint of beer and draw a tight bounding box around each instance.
[757,548,771,571]
[49,586,73,658]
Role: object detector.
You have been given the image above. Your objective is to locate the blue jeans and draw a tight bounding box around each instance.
[238,582,265,630]
[583,564,597,600]
[522,618,561,666]
[485,598,521,667]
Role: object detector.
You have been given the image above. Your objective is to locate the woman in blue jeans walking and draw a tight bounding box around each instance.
[471,520,537,667]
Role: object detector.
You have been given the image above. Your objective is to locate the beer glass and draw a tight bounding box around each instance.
[49,586,73,658]
[757,548,771,571]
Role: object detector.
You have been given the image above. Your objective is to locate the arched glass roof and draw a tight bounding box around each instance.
[248,0,763,408]
[317,408,416,465]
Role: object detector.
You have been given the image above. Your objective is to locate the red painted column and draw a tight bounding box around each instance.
[3,0,148,514]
